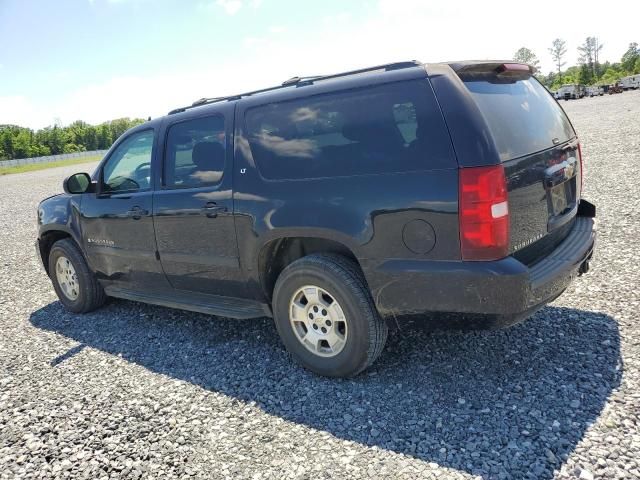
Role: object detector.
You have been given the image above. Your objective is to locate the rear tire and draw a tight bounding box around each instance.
[272,253,387,378]
[49,238,106,313]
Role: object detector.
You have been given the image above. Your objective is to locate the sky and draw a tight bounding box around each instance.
[0,0,637,129]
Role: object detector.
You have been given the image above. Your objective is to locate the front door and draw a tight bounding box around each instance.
[81,128,168,290]
[153,112,245,297]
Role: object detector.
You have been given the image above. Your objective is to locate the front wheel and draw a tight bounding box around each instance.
[272,254,388,377]
[49,238,106,313]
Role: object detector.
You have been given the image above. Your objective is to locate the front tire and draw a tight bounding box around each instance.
[49,238,106,313]
[272,254,388,377]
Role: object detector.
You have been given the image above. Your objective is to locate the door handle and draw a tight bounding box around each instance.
[201,202,227,218]
[127,206,148,220]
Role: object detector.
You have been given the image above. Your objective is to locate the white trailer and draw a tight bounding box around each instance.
[620,75,640,90]
[586,86,604,97]
[557,84,585,100]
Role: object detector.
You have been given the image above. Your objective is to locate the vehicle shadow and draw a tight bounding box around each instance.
[30,301,622,479]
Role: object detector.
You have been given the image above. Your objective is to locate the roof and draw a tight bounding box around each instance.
[166,60,425,115]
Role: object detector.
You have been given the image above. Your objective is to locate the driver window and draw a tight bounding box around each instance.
[102,130,154,193]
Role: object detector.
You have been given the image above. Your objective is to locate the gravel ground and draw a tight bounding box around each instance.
[1,91,639,480]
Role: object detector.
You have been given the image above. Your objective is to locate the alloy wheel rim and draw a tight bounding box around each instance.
[56,256,79,301]
[289,285,348,357]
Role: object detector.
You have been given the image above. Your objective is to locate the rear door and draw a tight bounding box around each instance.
[448,64,580,264]
[152,109,245,297]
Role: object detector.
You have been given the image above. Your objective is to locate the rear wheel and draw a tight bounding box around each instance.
[49,238,106,313]
[272,254,387,377]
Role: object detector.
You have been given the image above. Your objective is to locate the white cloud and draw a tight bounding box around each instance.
[216,0,243,15]
[201,0,263,15]
[0,96,54,128]
[243,36,266,48]
[8,0,639,129]
[88,0,147,4]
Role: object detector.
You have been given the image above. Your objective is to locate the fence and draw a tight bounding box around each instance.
[0,150,107,168]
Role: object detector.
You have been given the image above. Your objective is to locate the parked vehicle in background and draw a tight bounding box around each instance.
[609,83,624,94]
[620,75,640,90]
[557,84,585,100]
[35,60,596,377]
[586,86,604,97]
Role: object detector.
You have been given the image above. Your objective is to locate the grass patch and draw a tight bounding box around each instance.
[0,155,102,176]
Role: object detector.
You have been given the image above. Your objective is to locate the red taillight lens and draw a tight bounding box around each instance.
[459,165,510,261]
[577,142,584,194]
[496,63,531,73]
[495,63,535,77]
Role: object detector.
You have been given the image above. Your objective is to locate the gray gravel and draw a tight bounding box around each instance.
[1,91,639,479]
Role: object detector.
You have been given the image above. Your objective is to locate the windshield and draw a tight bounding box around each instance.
[463,76,575,161]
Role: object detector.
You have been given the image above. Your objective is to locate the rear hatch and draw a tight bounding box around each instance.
[456,63,580,265]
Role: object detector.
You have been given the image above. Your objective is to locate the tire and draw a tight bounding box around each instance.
[49,238,106,313]
[272,253,388,378]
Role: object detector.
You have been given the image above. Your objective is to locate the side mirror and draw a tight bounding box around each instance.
[63,172,92,194]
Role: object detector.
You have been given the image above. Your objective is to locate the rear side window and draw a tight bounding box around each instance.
[245,80,455,180]
[462,75,575,161]
[164,115,225,188]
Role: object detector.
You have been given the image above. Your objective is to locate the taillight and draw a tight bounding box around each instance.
[495,63,535,77]
[577,142,584,194]
[459,165,510,261]
[496,63,531,73]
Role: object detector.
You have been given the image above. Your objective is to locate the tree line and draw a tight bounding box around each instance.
[513,39,640,90]
[0,118,145,160]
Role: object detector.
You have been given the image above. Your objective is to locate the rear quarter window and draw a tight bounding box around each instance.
[244,80,455,180]
[463,76,575,161]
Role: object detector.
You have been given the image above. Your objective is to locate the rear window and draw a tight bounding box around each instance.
[463,75,575,161]
[244,80,455,180]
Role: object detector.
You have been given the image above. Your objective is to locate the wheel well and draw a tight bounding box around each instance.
[258,237,360,301]
[39,231,72,275]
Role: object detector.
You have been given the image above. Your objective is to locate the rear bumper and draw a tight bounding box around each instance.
[368,212,595,326]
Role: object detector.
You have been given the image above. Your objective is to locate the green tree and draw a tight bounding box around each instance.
[0,129,14,159]
[578,37,603,81]
[621,42,640,73]
[578,64,592,85]
[0,117,145,160]
[538,71,557,88]
[62,143,86,153]
[49,126,64,155]
[97,123,112,150]
[12,130,32,159]
[67,120,88,146]
[84,126,98,151]
[513,47,541,70]
[549,38,567,76]
[601,68,622,84]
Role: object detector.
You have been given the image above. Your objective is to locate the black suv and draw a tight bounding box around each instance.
[36,61,596,377]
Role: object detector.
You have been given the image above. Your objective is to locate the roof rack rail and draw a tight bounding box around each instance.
[281,75,324,86]
[168,60,422,115]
